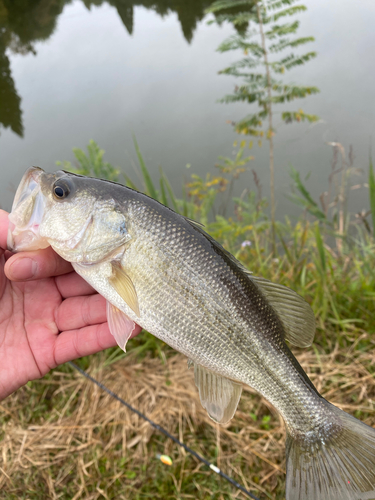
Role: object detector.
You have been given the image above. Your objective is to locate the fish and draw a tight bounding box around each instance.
[7,166,375,500]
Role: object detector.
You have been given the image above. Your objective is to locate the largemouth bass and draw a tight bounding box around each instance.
[7,167,375,500]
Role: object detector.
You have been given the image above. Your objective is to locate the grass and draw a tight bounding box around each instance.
[1,141,375,499]
[1,339,375,499]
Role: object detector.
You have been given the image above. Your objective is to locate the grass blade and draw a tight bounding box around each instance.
[275,227,292,264]
[369,156,375,234]
[123,174,139,191]
[162,172,180,213]
[159,168,169,207]
[289,167,327,221]
[133,135,158,200]
[315,223,326,274]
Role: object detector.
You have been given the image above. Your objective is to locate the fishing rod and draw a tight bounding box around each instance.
[68,361,261,500]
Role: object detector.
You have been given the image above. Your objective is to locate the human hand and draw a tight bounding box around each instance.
[0,209,141,401]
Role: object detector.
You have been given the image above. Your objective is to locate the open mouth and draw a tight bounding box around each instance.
[7,167,50,252]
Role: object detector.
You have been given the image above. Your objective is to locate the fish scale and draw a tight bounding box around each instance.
[8,167,375,500]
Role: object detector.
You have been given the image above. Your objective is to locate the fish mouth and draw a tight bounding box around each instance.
[7,167,50,252]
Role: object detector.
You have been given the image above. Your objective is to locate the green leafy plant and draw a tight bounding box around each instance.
[207,0,319,250]
[57,138,183,214]
[56,139,121,181]
[186,141,254,224]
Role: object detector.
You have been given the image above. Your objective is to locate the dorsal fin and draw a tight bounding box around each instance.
[185,217,315,347]
[251,276,316,348]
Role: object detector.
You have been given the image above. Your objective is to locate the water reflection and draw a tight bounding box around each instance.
[0,0,217,137]
[84,0,215,42]
[0,0,67,136]
[0,33,23,136]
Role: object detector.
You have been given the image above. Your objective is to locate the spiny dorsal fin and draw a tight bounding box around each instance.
[106,301,136,352]
[185,218,315,347]
[251,276,316,348]
[193,363,242,424]
[109,263,140,317]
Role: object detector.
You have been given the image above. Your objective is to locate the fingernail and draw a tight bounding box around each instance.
[10,258,38,280]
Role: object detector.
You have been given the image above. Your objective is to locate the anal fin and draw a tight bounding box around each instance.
[193,363,242,424]
[106,301,136,352]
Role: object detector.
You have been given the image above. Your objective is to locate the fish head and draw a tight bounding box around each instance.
[8,167,131,263]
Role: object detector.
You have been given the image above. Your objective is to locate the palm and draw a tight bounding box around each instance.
[0,263,59,397]
[0,210,141,400]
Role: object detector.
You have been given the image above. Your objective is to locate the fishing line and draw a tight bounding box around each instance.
[68,361,261,500]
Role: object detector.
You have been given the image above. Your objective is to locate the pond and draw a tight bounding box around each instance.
[0,0,374,219]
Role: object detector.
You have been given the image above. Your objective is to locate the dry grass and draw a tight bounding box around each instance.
[1,333,375,500]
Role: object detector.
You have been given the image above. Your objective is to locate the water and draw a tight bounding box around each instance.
[0,0,374,220]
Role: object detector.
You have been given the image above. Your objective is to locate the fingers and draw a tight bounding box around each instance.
[5,246,73,281]
[56,294,107,331]
[0,210,9,250]
[53,322,142,366]
[1,209,75,282]
[54,323,118,366]
[55,271,96,298]
[55,293,142,336]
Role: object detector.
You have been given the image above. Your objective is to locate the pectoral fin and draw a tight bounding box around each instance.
[106,301,136,352]
[109,263,140,317]
[193,364,242,424]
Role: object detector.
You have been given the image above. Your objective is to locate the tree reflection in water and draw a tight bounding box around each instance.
[0,0,217,137]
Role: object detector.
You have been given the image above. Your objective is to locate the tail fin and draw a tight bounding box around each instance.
[286,402,375,500]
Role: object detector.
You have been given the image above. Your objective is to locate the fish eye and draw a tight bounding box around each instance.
[53,179,71,200]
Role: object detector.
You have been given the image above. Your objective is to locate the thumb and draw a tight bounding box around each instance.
[0,252,6,299]
[0,210,9,251]
[0,211,9,298]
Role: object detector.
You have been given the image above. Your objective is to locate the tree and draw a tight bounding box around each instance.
[207,0,319,251]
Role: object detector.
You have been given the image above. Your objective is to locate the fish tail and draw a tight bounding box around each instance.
[285,401,375,500]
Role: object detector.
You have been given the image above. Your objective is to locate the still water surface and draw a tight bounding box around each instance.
[0,0,374,218]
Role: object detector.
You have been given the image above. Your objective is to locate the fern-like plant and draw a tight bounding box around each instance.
[207,0,319,250]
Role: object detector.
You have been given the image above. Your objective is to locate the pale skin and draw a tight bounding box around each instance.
[0,209,142,401]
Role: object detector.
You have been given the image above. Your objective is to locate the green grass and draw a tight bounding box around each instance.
[2,343,374,500]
